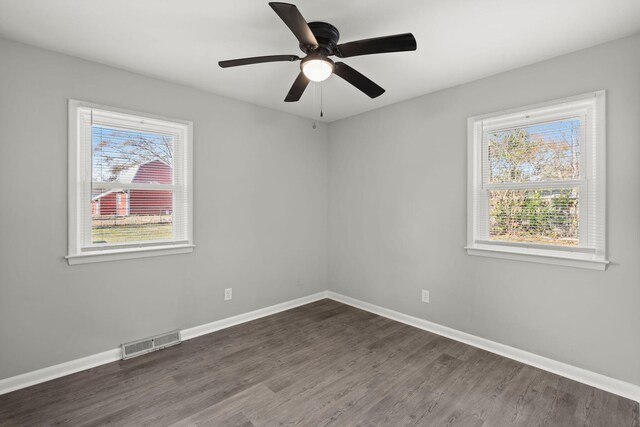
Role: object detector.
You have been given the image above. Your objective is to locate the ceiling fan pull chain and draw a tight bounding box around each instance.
[312,81,317,129]
[320,81,324,118]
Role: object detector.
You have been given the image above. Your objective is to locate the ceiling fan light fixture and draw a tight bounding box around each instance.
[301,55,334,82]
[219,3,417,102]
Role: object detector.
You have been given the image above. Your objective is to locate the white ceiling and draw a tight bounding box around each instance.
[1,1,639,122]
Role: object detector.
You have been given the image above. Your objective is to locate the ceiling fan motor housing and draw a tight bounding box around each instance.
[302,22,340,54]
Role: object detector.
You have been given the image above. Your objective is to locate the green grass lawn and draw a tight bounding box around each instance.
[92,223,173,244]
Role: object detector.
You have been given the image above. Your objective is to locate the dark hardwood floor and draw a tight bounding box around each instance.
[0,299,637,426]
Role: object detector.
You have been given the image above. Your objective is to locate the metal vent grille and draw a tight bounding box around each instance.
[154,331,180,347]
[124,340,153,356]
[121,330,181,360]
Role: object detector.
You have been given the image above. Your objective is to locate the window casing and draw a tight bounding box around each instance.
[467,91,606,270]
[68,100,193,264]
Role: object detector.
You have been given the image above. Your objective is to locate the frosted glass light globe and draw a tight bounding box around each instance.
[302,58,333,82]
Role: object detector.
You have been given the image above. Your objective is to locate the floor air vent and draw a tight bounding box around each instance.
[121,330,181,360]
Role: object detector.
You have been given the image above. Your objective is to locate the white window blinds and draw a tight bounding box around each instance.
[68,101,193,264]
[467,91,606,269]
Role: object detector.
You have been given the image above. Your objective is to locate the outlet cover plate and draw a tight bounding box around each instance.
[422,289,430,303]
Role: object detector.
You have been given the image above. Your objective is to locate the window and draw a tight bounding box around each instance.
[68,100,193,264]
[467,91,606,270]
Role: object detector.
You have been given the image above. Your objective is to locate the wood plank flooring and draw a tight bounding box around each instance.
[0,299,637,426]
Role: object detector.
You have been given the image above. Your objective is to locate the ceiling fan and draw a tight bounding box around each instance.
[219,2,417,102]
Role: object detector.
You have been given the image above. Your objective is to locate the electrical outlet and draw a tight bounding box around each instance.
[421,289,430,303]
[224,288,232,301]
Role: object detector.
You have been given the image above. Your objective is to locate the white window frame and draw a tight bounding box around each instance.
[67,100,194,265]
[466,91,607,270]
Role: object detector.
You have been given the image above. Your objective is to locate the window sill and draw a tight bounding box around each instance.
[66,244,195,265]
[465,245,608,270]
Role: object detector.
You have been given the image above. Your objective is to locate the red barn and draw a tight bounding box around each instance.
[92,160,173,216]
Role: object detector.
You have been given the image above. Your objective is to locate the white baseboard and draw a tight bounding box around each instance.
[181,291,328,340]
[0,348,122,396]
[2,289,638,404]
[326,291,640,404]
[0,291,328,396]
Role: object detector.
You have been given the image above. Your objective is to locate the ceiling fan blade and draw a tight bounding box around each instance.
[335,33,417,58]
[333,62,385,98]
[284,72,310,102]
[269,2,318,47]
[219,55,300,68]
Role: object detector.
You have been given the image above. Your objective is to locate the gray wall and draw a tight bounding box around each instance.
[328,34,640,386]
[0,38,329,380]
[2,33,639,387]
